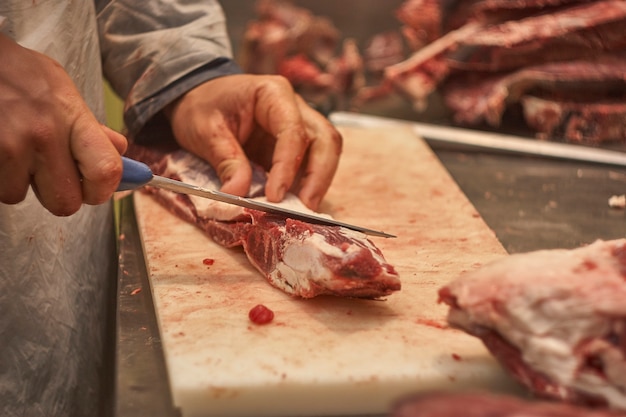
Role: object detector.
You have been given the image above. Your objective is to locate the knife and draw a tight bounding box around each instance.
[117,156,395,238]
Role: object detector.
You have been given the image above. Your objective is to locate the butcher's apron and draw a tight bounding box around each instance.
[0,2,116,416]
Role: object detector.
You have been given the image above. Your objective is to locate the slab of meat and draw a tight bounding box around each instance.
[438,239,626,410]
[395,0,588,46]
[457,0,588,22]
[442,55,626,131]
[521,96,626,144]
[447,1,626,71]
[126,144,400,299]
[386,1,626,109]
[390,391,626,417]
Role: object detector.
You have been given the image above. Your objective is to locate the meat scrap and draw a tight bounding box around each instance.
[390,391,626,417]
[248,304,274,325]
[126,144,400,299]
[438,239,626,410]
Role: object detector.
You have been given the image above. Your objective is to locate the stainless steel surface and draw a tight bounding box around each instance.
[331,112,626,167]
[149,175,395,238]
[436,148,626,254]
[114,196,179,417]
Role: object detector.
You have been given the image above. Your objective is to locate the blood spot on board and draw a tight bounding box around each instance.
[452,353,462,361]
[202,258,215,266]
[249,304,275,325]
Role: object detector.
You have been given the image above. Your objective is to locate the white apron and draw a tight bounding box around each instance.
[0,1,116,416]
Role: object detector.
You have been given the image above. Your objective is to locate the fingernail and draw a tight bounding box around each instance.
[275,184,287,201]
[304,193,321,211]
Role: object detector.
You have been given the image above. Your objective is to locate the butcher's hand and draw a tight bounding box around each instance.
[0,34,127,216]
[166,74,342,211]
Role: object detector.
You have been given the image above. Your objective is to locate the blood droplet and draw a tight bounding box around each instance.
[249,304,274,325]
[202,258,215,266]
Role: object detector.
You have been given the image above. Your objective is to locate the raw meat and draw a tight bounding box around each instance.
[385,0,626,142]
[396,0,588,42]
[277,54,334,90]
[363,31,406,74]
[240,0,340,75]
[126,144,401,299]
[239,0,368,112]
[248,304,274,325]
[521,96,626,144]
[386,1,626,108]
[438,239,626,409]
[390,391,626,417]
[447,1,626,71]
[384,21,484,111]
[395,0,448,49]
[442,55,626,129]
[457,0,588,22]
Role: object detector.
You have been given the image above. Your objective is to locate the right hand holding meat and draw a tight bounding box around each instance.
[0,34,127,216]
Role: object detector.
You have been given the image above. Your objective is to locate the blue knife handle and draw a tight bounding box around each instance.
[117,156,154,191]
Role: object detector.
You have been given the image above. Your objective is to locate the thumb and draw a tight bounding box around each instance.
[100,124,128,155]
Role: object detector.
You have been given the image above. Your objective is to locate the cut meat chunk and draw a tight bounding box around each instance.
[438,239,626,410]
[126,144,401,299]
[390,391,626,417]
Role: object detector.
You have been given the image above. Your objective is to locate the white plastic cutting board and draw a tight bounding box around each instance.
[133,119,520,417]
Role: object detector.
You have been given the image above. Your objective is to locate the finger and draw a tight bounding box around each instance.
[100,124,128,155]
[178,117,253,197]
[31,145,83,216]
[252,76,311,202]
[292,98,343,210]
[70,113,124,206]
[0,144,31,205]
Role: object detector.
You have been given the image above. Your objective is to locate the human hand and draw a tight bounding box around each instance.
[165,74,342,211]
[0,34,127,216]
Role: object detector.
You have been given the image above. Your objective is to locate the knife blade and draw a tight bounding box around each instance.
[118,156,395,238]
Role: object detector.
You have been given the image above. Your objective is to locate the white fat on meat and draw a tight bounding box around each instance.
[441,239,626,409]
[273,226,384,295]
[161,150,265,221]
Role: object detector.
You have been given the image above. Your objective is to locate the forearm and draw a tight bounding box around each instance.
[95,0,242,139]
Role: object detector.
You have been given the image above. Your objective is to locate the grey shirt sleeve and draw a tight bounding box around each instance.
[95,0,242,140]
